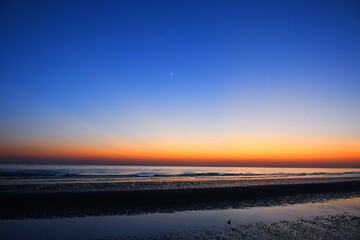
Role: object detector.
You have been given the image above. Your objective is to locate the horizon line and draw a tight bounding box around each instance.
[1,156,359,168]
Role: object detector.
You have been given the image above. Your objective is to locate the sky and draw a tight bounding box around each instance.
[0,0,360,167]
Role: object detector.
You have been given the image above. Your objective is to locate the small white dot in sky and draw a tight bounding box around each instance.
[170,72,174,76]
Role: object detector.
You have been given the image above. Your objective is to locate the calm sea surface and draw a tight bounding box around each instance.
[0,164,359,185]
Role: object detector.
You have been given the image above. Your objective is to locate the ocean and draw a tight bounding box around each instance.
[1,164,359,185]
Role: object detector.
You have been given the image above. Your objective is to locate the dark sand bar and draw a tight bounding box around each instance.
[1,180,360,219]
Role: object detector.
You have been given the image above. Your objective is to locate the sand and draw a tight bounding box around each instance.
[1,176,360,193]
[1,181,360,219]
[111,214,360,240]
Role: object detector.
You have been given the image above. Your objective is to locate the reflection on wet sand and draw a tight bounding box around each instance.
[0,196,359,240]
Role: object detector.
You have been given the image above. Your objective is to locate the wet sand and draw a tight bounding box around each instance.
[1,196,359,240]
[117,214,360,240]
[1,180,360,219]
[1,176,360,193]
[1,179,360,239]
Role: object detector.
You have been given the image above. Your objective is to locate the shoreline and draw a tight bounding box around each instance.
[113,214,360,240]
[2,197,359,239]
[1,176,360,193]
[1,180,360,219]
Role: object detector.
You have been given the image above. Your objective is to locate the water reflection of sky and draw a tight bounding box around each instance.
[1,197,359,240]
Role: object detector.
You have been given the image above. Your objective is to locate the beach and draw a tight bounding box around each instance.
[1,190,359,239]
[2,0,360,239]
[1,180,360,219]
[1,165,360,239]
[117,214,360,240]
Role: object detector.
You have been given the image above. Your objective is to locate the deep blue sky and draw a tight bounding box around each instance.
[0,0,359,164]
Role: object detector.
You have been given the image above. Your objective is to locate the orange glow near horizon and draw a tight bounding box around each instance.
[1,137,359,167]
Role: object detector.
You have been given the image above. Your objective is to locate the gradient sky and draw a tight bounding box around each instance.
[0,0,360,167]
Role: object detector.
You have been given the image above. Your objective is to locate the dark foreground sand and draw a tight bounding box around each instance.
[111,214,360,240]
[1,181,360,219]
